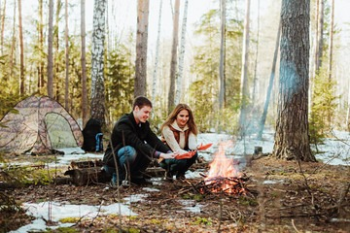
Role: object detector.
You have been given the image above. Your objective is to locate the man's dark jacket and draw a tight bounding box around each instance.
[103,112,169,168]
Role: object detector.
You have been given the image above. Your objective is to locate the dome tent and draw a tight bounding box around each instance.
[0,96,83,155]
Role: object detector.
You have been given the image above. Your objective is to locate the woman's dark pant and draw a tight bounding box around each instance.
[159,151,198,175]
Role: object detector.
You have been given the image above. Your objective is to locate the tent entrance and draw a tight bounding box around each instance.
[45,113,78,149]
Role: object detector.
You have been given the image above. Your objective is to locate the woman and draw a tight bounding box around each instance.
[160,103,198,181]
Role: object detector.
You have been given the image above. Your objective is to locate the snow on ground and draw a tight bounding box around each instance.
[6,130,350,231]
[12,201,136,233]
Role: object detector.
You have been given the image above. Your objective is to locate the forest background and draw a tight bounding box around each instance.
[1,0,350,139]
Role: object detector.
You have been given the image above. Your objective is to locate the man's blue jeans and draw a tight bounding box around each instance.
[103,146,137,184]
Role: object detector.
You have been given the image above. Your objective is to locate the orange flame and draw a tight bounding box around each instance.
[205,141,241,179]
[205,140,244,194]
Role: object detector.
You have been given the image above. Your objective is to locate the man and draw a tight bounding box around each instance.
[103,96,176,186]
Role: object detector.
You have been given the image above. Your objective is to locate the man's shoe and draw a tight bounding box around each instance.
[176,173,186,181]
[165,171,174,182]
[131,177,152,186]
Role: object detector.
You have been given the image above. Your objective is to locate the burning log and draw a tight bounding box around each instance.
[195,140,251,197]
[198,175,250,196]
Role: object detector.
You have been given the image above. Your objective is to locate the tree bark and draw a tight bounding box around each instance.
[328,0,334,81]
[64,0,69,111]
[9,0,16,81]
[175,0,188,105]
[251,0,260,105]
[90,0,106,126]
[134,0,150,97]
[316,0,324,72]
[218,0,226,109]
[81,0,88,127]
[272,0,316,162]
[54,0,61,102]
[167,0,180,114]
[38,0,44,91]
[151,0,163,104]
[47,0,54,98]
[0,0,6,55]
[238,0,250,133]
[18,0,24,95]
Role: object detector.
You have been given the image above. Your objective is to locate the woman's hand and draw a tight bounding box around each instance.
[160,151,179,159]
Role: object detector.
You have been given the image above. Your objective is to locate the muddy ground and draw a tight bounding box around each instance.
[1,155,350,233]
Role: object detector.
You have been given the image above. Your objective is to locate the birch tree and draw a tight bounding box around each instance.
[64,0,69,111]
[175,0,188,105]
[47,0,54,98]
[151,0,162,103]
[328,0,334,81]
[134,0,149,97]
[315,0,324,72]
[218,0,226,109]
[272,0,316,162]
[9,0,16,80]
[38,0,44,90]
[90,0,106,125]
[18,0,24,95]
[54,0,62,101]
[251,0,260,104]
[81,0,88,127]
[0,0,5,55]
[168,0,180,114]
[238,0,250,133]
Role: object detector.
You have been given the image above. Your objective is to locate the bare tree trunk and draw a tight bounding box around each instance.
[309,0,319,109]
[9,0,16,81]
[91,0,106,126]
[151,0,162,103]
[47,0,54,98]
[272,0,315,162]
[134,0,150,97]
[238,0,250,134]
[251,0,260,105]
[257,20,281,140]
[38,0,44,91]
[18,0,24,95]
[64,0,69,111]
[328,0,334,81]
[346,79,350,130]
[0,0,6,55]
[167,0,180,114]
[175,0,188,105]
[81,0,88,127]
[55,0,61,102]
[218,0,226,109]
[316,0,324,72]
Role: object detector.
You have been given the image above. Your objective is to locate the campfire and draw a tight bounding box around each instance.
[199,141,249,196]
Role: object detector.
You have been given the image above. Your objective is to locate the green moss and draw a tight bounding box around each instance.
[192,217,212,226]
[238,196,258,206]
[59,217,81,223]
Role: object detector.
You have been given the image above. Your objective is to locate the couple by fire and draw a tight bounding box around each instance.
[102,96,210,187]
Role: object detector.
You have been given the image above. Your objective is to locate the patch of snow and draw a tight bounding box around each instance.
[11,201,136,233]
[143,187,160,192]
[178,199,204,213]
[123,194,148,204]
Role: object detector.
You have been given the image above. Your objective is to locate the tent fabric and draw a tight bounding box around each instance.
[82,118,103,152]
[0,96,83,155]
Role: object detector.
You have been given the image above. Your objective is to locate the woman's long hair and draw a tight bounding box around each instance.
[161,104,198,135]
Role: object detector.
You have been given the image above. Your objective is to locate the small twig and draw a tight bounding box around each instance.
[89,200,104,226]
[291,219,301,233]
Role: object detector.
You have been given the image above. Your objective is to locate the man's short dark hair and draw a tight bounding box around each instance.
[133,96,153,110]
